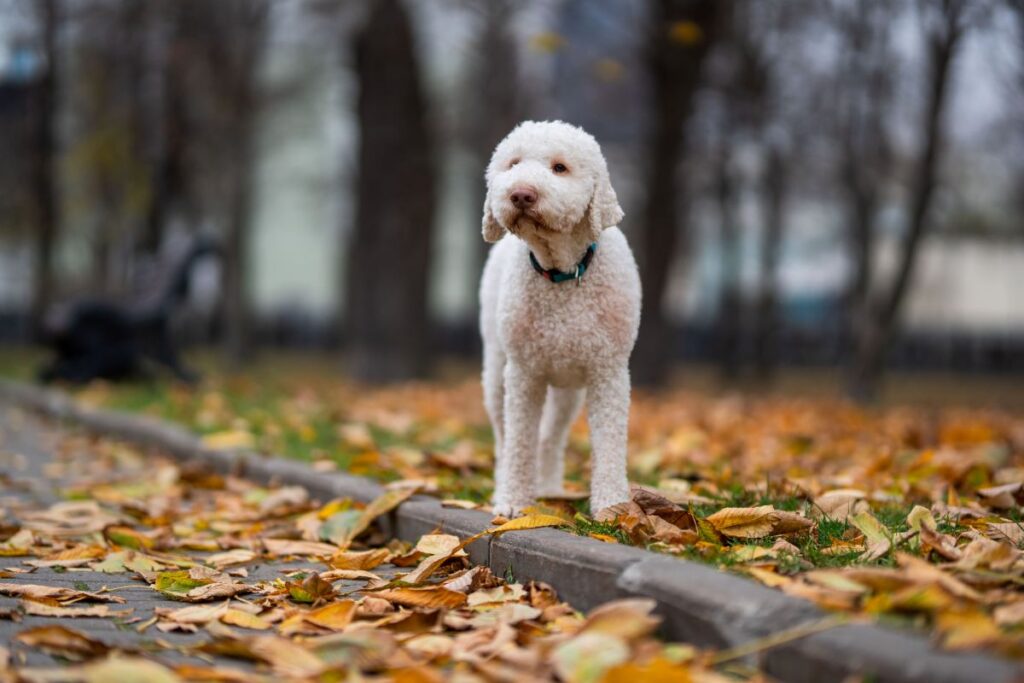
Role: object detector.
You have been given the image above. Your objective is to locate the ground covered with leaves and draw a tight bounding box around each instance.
[0,403,770,682]
[10,354,1024,658]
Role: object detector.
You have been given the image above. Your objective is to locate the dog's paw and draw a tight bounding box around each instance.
[491,499,533,518]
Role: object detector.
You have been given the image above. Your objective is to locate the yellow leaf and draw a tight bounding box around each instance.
[603,658,693,683]
[221,609,272,631]
[488,514,573,536]
[331,488,417,548]
[201,430,255,450]
[936,610,1001,649]
[848,511,892,561]
[706,506,776,539]
[328,548,391,571]
[303,600,356,631]
[375,587,468,609]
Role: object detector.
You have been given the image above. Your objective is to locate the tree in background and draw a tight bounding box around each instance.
[632,0,723,387]
[848,0,975,401]
[830,0,896,390]
[708,1,800,383]
[66,0,153,296]
[27,0,60,341]
[465,0,526,285]
[167,0,269,364]
[344,0,436,382]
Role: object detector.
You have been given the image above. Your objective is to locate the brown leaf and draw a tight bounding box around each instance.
[16,625,110,660]
[629,485,694,529]
[771,511,815,536]
[327,548,392,571]
[0,583,125,604]
[811,490,868,522]
[24,545,107,568]
[647,516,698,546]
[286,572,336,606]
[977,483,1024,510]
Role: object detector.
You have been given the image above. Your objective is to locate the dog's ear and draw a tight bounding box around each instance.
[482,192,506,243]
[586,167,624,242]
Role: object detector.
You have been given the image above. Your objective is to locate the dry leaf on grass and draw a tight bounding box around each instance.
[706,506,777,539]
[848,510,892,561]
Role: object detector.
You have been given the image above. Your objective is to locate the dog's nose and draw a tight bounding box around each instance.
[509,188,537,209]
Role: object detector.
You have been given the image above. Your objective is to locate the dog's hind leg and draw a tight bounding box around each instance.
[482,346,507,498]
[536,387,584,497]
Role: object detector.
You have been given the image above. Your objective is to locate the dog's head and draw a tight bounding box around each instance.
[482,120,623,244]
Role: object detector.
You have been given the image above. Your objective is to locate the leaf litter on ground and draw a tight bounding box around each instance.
[19,358,1024,659]
[1,415,769,681]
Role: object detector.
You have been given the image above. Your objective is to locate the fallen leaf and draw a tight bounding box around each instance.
[489,514,573,536]
[206,549,257,569]
[376,586,468,609]
[20,601,131,619]
[706,506,776,539]
[16,625,110,660]
[849,510,892,561]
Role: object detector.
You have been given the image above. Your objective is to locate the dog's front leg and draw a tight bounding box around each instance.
[586,366,631,514]
[492,362,545,517]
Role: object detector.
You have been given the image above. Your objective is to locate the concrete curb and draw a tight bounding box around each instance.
[0,379,1019,683]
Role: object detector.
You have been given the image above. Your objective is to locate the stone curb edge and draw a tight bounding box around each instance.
[0,379,1018,683]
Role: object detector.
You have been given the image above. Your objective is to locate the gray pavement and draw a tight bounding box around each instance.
[0,404,400,673]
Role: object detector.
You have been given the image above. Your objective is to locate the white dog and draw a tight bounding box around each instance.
[479,120,641,517]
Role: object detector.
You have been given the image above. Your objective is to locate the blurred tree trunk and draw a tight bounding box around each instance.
[848,0,967,402]
[470,0,524,288]
[632,0,722,387]
[835,0,893,386]
[139,3,188,256]
[714,146,741,381]
[28,0,60,342]
[219,1,268,365]
[754,146,786,381]
[345,0,436,382]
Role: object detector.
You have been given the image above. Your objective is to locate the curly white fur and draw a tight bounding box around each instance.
[479,120,642,517]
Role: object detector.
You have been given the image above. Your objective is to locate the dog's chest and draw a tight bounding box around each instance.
[499,270,636,384]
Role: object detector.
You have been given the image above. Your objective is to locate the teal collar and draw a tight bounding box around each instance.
[529,242,598,284]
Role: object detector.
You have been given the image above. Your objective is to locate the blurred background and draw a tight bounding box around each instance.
[0,0,1021,403]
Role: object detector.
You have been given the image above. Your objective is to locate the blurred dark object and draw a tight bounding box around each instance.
[37,236,220,384]
[344,0,436,382]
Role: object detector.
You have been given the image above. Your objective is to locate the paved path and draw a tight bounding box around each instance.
[0,404,401,672]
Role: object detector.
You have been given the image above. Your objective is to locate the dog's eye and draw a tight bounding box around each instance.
[509,158,520,169]
[552,162,568,174]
